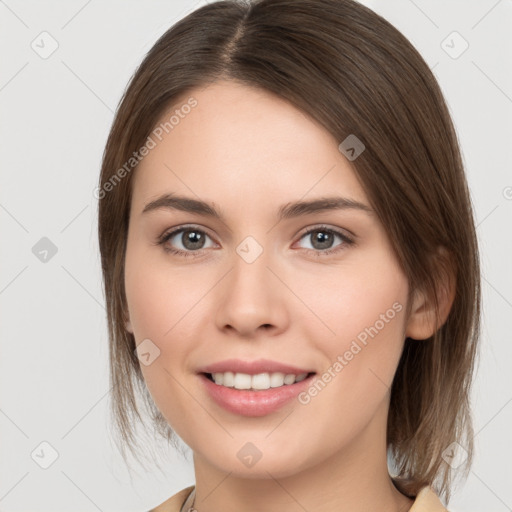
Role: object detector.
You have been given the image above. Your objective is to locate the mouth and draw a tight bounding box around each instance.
[201,371,317,390]
[198,371,317,417]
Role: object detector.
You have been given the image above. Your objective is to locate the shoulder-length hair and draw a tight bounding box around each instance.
[97,0,480,501]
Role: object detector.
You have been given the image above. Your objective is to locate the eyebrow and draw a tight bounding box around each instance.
[142,193,373,221]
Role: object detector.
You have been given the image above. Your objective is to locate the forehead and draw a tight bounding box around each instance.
[131,80,368,215]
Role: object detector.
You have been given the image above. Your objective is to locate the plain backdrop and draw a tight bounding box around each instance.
[0,0,511,511]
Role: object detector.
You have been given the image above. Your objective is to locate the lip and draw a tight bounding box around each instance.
[196,358,315,376]
[199,372,316,417]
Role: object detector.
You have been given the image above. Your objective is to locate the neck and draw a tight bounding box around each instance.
[191,399,413,512]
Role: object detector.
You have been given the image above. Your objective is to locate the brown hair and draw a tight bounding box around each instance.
[97,0,481,501]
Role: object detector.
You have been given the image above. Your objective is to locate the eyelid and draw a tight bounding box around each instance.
[293,224,355,254]
[296,223,355,241]
[157,224,219,247]
[157,223,355,257]
[158,223,354,242]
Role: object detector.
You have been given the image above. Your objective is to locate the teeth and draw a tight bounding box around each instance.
[211,371,309,390]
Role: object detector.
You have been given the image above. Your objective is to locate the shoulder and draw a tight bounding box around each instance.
[148,485,195,512]
[410,486,450,512]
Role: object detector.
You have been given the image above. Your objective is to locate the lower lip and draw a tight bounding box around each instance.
[198,373,316,417]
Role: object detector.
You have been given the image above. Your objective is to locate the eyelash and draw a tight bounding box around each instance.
[156,224,355,258]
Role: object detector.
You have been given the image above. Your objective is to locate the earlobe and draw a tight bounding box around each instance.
[405,247,456,341]
[124,312,134,334]
[404,288,436,340]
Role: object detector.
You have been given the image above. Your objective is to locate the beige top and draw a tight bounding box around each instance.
[149,484,449,512]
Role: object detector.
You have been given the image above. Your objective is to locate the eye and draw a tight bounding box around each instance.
[296,225,354,256]
[157,224,354,258]
[157,225,216,257]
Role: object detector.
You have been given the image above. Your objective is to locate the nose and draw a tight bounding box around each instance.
[215,246,289,338]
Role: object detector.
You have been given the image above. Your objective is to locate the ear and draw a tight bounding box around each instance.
[405,247,456,341]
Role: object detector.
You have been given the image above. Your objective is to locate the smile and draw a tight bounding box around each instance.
[205,371,312,390]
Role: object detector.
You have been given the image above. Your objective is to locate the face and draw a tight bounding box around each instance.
[124,79,414,479]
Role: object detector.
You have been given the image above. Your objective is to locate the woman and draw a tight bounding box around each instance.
[97,1,481,510]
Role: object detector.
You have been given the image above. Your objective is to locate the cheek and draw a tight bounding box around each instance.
[295,256,408,396]
[124,240,203,339]
[124,256,199,430]
[125,275,176,338]
[124,245,208,393]
[288,277,407,454]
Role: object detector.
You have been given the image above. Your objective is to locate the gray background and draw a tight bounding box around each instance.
[0,0,511,510]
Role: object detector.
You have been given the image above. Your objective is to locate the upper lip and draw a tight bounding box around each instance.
[197,358,315,376]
